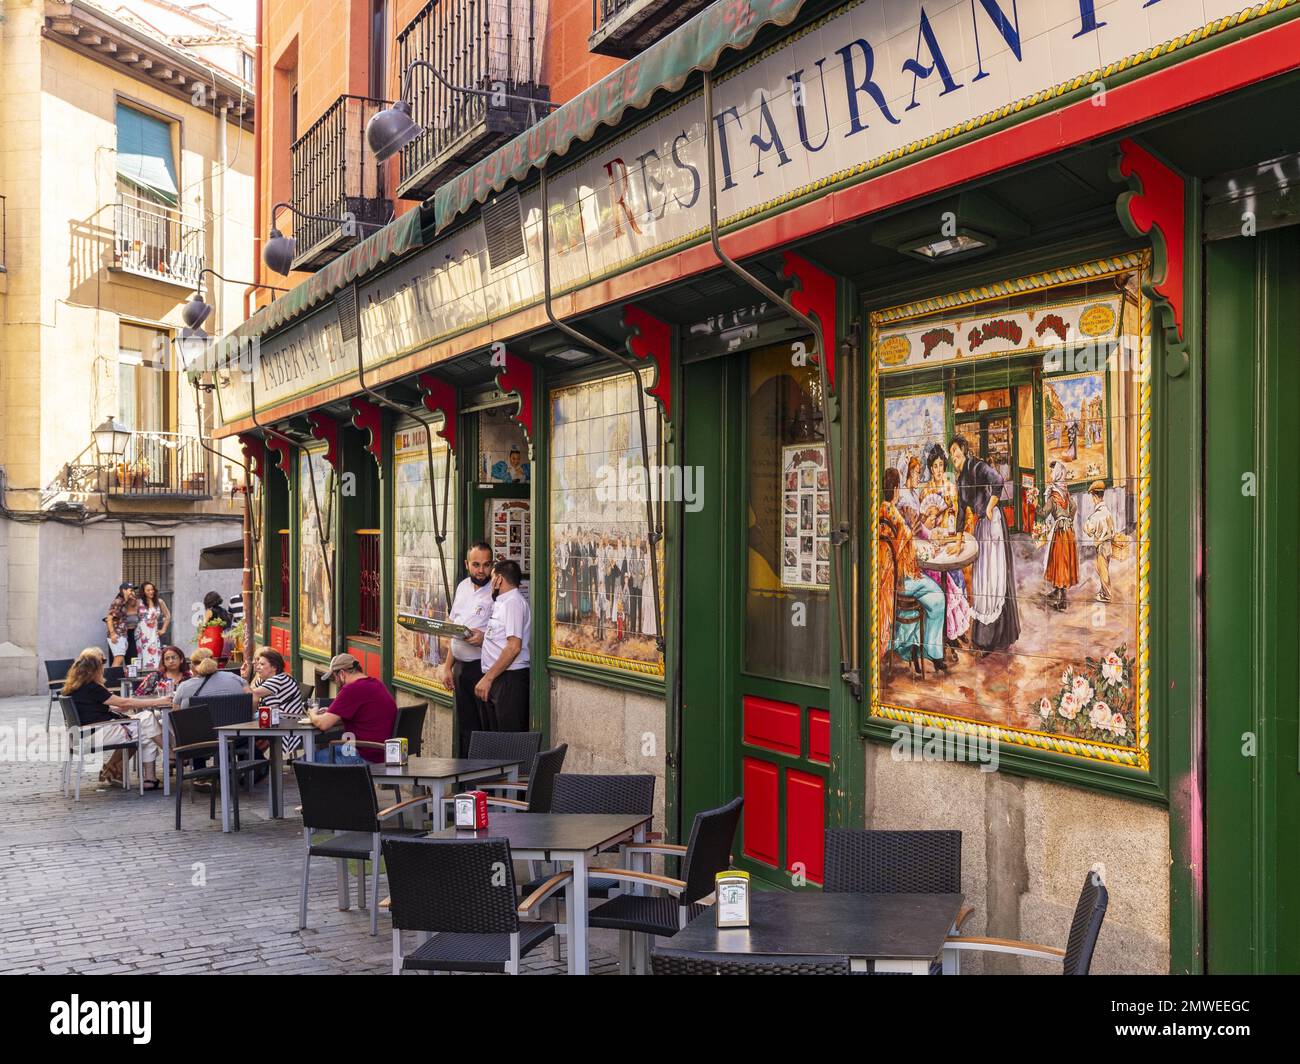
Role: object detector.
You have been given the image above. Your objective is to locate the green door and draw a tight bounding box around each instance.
[1205,227,1300,973]
[681,343,833,888]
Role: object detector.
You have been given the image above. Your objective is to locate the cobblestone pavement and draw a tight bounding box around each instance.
[0,695,620,975]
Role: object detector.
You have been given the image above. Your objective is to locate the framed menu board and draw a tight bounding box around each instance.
[488,498,530,575]
[781,443,830,590]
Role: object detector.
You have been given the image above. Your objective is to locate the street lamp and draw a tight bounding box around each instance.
[263,202,385,276]
[177,270,286,375]
[93,415,131,458]
[366,59,560,163]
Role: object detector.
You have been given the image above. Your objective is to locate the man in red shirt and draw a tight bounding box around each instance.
[308,653,397,764]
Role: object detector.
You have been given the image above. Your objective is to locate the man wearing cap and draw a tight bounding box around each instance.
[106,583,136,667]
[438,541,495,756]
[474,560,531,733]
[308,653,398,763]
[1082,481,1116,603]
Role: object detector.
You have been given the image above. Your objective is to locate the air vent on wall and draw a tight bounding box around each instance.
[482,189,526,271]
[335,286,359,343]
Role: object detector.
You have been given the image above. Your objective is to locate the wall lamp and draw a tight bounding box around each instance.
[263,201,385,276]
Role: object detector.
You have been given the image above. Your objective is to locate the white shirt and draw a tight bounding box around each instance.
[481,587,531,673]
[448,577,495,662]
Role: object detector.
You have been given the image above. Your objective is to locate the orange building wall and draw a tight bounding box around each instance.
[255,0,618,305]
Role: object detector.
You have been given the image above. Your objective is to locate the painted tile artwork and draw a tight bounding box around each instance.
[870,254,1150,768]
[297,447,335,658]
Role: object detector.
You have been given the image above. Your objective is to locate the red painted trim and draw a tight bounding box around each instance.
[742,757,780,868]
[217,21,1300,437]
[622,304,673,422]
[264,434,294,479]
[1117,138,1187,341]
[808,708,830,765]
[782,252,838,393]
[785,769,825,885]
[349,397,384,466]
[237,433,266,481]
[417,372,458,453]
[495,353,535,452]
[742,695,802,757]
[306,411,340,471]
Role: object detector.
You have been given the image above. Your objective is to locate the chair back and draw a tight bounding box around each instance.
[467,730,542,766]
[681,797,744,905]
[102,666,126,689]
[46,658,75,688]
[1062,871,1109,975]
[393,703,427,757]
[651,952,848,976]
[168,704,217,753]
[190,693,255,728]
[292,761,379,833]
[524,744,567,813]
[58,696,82,730]
[824,829,961,894]
[381,836,518,935]
[551,774,655,816]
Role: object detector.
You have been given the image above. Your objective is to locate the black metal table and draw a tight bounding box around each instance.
[426,812,653,975]
[369,756,524,819]
[654,891,964,974]
[214,719,340,831]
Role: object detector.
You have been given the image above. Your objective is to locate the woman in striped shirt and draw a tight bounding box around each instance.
[250,647,305,758]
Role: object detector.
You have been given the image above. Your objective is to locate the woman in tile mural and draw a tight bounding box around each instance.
[1040,460,1080,611]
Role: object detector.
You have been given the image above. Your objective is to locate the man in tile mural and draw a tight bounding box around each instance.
[950,435,1021,653]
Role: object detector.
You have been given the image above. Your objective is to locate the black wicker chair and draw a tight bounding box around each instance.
[169,704,260,830]
[482,743,568,814]
[824,828,971,973]
[44,658,75,729]
[188,693,260,789]
[587,795,743,975]
[650,952,850,975]
[380,836,571,974]
[943,868,1109,974]
[59,695,145,801]
[292,761,435,936]
[466,730,543,794]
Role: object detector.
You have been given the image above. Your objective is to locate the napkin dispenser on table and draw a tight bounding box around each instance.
[454,790,489,830]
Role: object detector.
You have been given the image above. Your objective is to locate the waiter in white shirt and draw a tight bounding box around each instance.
[438,542,495,756]
[474,559,531,733]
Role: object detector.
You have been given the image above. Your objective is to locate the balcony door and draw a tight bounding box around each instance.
[118,322,175,487]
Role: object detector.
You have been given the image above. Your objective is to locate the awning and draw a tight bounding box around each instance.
[220,204,429,354]
[433,0,809,234]
[198,540,244,570]
[116,103,179,206]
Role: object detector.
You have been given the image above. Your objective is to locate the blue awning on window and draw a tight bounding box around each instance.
[116,103,179,205]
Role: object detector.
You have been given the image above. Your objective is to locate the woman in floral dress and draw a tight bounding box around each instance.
[134,582,171,670]
[919,445,972,647]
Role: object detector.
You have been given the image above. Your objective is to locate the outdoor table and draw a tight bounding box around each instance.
[916,533,978,658]
[214,719,339,832]
[655,891,964,974]
[425,812,653,975]
[368,757,524,825]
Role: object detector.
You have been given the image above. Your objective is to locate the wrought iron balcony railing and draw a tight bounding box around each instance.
[588,0,711,58]
[112,190,205,287]
[396,0,551,201]
[102,432,216,498]
[290,94,394,271]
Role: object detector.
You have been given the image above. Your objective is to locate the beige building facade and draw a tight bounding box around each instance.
[0,0,255,694]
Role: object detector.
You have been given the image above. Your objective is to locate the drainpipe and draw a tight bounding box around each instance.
[702,70,858,699]
[538,166,664,656]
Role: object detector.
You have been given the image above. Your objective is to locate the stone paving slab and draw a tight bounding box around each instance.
[0,695,622,975]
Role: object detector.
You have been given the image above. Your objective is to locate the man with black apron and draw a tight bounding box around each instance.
[438,542,495,756]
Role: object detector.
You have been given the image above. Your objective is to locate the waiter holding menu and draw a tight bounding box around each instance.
[438,541,495,756]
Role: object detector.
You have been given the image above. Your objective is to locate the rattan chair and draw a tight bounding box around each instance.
[44,658,75,729]
[466,730,542,794]
[60,695,145,800]
[588,796,743,975]
[169,704,260,830]
[292,761,435,936]
[650,952,850,975]
[943,869,1109,975]
[481,744,568,814]
[381,835,570,974]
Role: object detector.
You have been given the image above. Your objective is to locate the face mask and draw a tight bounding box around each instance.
[470,573,491,587]
[491,587,500,600]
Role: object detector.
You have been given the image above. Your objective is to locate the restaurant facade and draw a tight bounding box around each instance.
[215,0,1300,973]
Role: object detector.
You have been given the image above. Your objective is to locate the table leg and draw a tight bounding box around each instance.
[161,711,171,798]
[942,946,961,975]
[429,780,445,829]
[218,733,231,833]
[569,851,589,975]
[873,958,932,975]
[269,737,283,819]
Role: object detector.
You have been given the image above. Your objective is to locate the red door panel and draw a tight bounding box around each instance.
[742,757,780,867]
[742,695,802,756]
[808,709,830,764]
[785,769,826,884]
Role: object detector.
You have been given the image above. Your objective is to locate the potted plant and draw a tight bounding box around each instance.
[226,620,246,663]
[196,614,227,658]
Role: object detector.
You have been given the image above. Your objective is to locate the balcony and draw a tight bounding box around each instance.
[112,190,204,288]
[102,432,216,498]
[290,94,393,271]
[395,0,550,202]
[588,0,712,58]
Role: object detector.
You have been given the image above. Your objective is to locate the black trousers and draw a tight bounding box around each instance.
[452,658,486,758]
[486,669,530,733]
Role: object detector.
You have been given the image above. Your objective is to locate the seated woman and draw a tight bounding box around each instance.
[133,645,190,698]
[248,648,305,760]
[173,648,248,707]
[62,647,171,788]
[880,468,948,676]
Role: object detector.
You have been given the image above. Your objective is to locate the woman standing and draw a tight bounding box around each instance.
[134,645,190,698]
[134,582,171,670]
[1041,461,1080,611]
[950,435,1021,653]
[63,647,170,788]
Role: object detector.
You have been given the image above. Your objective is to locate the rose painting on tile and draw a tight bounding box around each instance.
[869,253,1150,768]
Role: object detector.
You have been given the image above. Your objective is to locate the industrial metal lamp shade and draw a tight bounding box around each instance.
[182,294,213,330]
[262,228,298,276]
[366,100,422,163]
[93,416,131,457]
